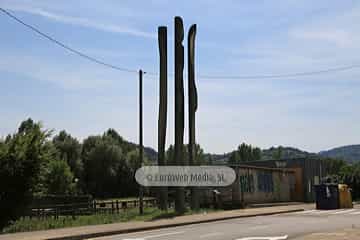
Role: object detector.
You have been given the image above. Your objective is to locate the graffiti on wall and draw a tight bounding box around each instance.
[239,173,255,193]
[238,170,275,193]
[257,171,274,192]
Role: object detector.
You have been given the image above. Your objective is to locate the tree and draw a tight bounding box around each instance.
[82,135,123,198]
[272,146,283,160]
[166,144,206,165]
[53,130,82,179]
[44,159,75,195]
[227,143,261,164]
[81,129,146,198]
[339,163,360,200]
[324,158,347,176]
[0,119,53,228]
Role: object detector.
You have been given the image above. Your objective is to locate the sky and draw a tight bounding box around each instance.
[1,0,360,154]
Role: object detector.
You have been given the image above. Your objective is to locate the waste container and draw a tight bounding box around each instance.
[315,184,339,210]
[338,184,353,209]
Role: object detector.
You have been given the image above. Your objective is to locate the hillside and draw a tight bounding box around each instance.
[145,144,360,165]
[206,146,315,164]
[319,145,360,163]
[261,146,316,160]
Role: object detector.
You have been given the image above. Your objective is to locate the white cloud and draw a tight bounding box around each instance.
[1,3,156,39]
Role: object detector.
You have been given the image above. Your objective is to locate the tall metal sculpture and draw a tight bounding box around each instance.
[157,26,168,210]
[188,24,198,210]
[174,16,186,213]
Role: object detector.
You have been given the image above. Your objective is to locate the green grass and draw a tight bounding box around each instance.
[1,207,216,234]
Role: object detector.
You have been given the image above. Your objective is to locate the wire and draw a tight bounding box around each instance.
[0,8,138,73]
[197,65,360,80]
[139,64,360,80]
[2,7,360,79]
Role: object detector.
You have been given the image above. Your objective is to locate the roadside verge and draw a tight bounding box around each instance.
[0,205,310,240]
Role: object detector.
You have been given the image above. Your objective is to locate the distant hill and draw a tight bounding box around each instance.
[205,146,315,165]
[319,145,360,163]
[261,146,316,160]
[144,144,360,165]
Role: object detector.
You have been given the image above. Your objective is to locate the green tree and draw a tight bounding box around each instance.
[166,144,206,165]
[44,159,75,195]
[339,163,360,200]
[82,135,123,198]
[52,130,83,179]
[0,119,53,228]
[227,143,261,164]
[272,146,283,160]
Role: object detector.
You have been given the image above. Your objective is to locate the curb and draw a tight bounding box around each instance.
[49,208,304,240]
[248,202,304,208]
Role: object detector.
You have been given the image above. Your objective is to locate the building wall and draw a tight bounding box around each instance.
[244,158,328,202]
[219,165,296,204]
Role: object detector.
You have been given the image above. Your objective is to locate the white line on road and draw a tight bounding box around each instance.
[349,210,360,215]
[199,232,224,238]
[295,210,316,214]
[311,210,338,214]
[330,209,357,215]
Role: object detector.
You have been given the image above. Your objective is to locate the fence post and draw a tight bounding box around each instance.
[116,200,119,213]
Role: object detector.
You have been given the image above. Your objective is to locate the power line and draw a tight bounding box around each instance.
[140,64,360,80]
[0,7,138,73]
[1,7,360,80]
[197,64,360,80]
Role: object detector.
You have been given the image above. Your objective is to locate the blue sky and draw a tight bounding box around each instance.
[1,0,360,153]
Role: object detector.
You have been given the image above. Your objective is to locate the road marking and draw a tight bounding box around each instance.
[123,231,185,240]
[295,210,316,214]
[349,210,360,215]
[330,209,357,215]
[199,232,223,238]
[236,235,288,240]
[312,210,338,214]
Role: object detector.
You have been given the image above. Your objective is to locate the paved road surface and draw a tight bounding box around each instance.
[89,207,360,240]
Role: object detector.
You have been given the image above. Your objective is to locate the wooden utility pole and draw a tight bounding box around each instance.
[139,69,144,215]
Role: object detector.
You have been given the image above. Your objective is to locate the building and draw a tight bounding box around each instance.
[244,157,329,202]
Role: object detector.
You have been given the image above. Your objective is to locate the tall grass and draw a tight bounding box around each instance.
[1,207,215,234]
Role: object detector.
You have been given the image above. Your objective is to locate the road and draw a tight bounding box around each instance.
[89,207,360,240]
